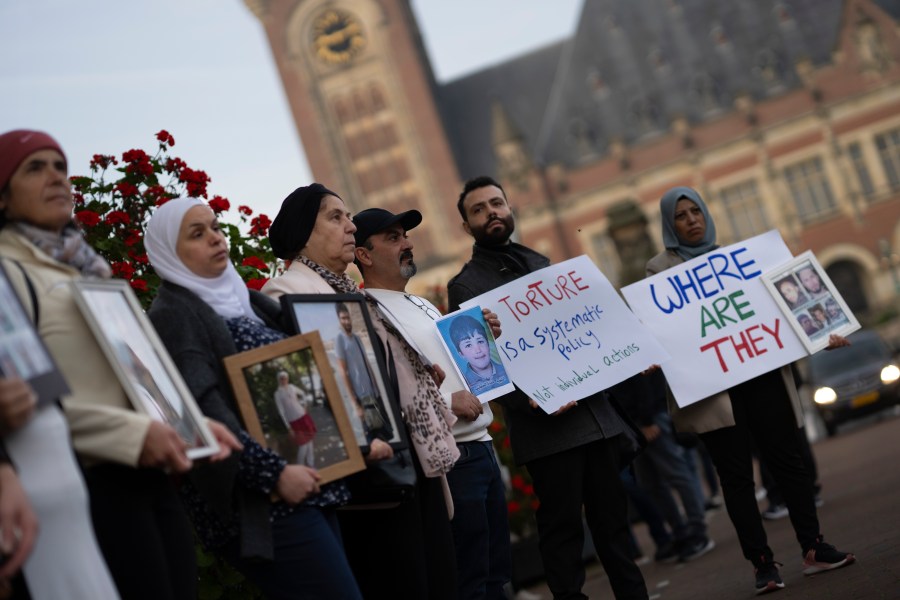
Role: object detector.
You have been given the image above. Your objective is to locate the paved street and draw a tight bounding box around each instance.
[524,409,900,599]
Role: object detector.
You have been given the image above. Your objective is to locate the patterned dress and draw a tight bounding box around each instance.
[183,316,349,550]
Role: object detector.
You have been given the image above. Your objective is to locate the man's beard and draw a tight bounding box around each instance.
[399,250,417,279]
[470,214,515,246]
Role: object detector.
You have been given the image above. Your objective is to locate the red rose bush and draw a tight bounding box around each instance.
[71,130,277,308]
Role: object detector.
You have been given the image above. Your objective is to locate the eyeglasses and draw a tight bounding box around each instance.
[404,293,442,321]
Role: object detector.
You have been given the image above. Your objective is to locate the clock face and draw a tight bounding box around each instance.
[312,9,366,65]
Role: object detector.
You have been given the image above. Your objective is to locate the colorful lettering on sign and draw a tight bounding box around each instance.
[699,319,784,372]
[650,248,762,314]
[698,290,756,337]
[498,270,590,323]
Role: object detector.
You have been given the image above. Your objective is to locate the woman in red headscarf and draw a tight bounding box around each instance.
[0,129,239,600]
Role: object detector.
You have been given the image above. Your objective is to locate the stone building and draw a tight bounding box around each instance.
[246,0,900,318]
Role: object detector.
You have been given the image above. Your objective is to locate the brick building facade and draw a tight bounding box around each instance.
[246,0,900,318]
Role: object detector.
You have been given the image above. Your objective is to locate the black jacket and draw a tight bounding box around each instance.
[447,243,635,466]
[448,242,550,312]
[149,281,284,560]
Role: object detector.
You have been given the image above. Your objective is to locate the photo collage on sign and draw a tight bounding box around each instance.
[772,259,848,342]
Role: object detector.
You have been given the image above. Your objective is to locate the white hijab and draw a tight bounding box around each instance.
[144,197,261,322]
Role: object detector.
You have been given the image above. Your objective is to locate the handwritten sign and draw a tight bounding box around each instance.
[460,255,670,413]
[620,230,807,407]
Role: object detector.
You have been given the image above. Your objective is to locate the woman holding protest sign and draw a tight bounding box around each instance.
[645,186,854,595]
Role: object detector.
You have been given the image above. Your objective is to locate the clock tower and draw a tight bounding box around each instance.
[244,0,466,277]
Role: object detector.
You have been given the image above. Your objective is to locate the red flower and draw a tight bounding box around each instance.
[143,185,166,199]
[245,278,269,291]
[105,210,131,226]
[156,196,173,207]
[502,436,511,449]
[128,251,149,265]
[179,167,210,198]
[488,422,503,433]
[242,256,268,271]
[122,149,149,164]
[507,500,521,515]
[89,154,117,169]
[126,159,154,177]
[155,130,175,147]
[238,205,253,216]
[164,157,186,173]
[208,196,230,213]
[511,474,526,490]
[111,261,136,280]
[124,230,142,247]
[75,210,101,227]
[524,484,534,495]
[115,182,139,197]
[72,192,85,205]
[130,279,148,292]
[249,214,272,236]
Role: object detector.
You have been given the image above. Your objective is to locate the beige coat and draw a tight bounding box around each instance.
[0,229,151,466]
[261,260,334,297]
[261,260,455,517]
[646,249,803,434]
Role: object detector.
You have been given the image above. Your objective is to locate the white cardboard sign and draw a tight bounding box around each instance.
[460,255,670,413]
[620,230,807,407]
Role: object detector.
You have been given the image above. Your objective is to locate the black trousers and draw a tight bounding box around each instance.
[338,462,457,600]
[526,437,648,600]
[700,370,820,566]
[84,465,196,600]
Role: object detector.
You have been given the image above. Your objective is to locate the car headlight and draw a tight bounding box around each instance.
[814,387,837,404]
[882,364,900,384]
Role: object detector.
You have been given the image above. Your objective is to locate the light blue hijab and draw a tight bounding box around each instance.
[659,186,718,260]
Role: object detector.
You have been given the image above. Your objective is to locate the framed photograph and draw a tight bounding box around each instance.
[762,251,860,353]
[435,305,515,402]
[280,294,407,451]
[223,331,365,485]
[0,262,69,406]
[71,280,218,460]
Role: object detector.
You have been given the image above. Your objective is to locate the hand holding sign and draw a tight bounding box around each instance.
[461,256,669,413]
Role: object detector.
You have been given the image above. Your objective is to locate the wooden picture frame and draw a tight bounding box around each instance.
[762,251,860,353]
[224,331,365,485]
[0,262,69,406]
[280,294,408,451]
[71,280,218,459]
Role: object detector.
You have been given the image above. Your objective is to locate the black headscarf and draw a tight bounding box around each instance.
[268,183,340,260]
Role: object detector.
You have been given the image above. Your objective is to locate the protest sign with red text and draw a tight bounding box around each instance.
[621,230,806,407]
[460,255,669,414]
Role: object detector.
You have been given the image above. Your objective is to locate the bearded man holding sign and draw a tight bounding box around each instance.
[448,176,648,600]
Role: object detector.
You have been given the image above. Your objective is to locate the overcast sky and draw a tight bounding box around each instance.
[1,0,581,219]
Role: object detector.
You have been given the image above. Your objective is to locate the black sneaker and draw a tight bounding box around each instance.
[802,536,856,575]
[754,559,785,595]
[761,503,789,520]
[654,540,679,563]
[679,537,715,562]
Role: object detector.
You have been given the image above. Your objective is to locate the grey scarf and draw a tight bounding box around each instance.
[13,222,111,278]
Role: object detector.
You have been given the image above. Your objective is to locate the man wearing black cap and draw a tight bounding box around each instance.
[448,176,649,600]
[353,207,512,600]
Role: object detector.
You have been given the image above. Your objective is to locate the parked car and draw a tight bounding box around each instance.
[808,330,900,436]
